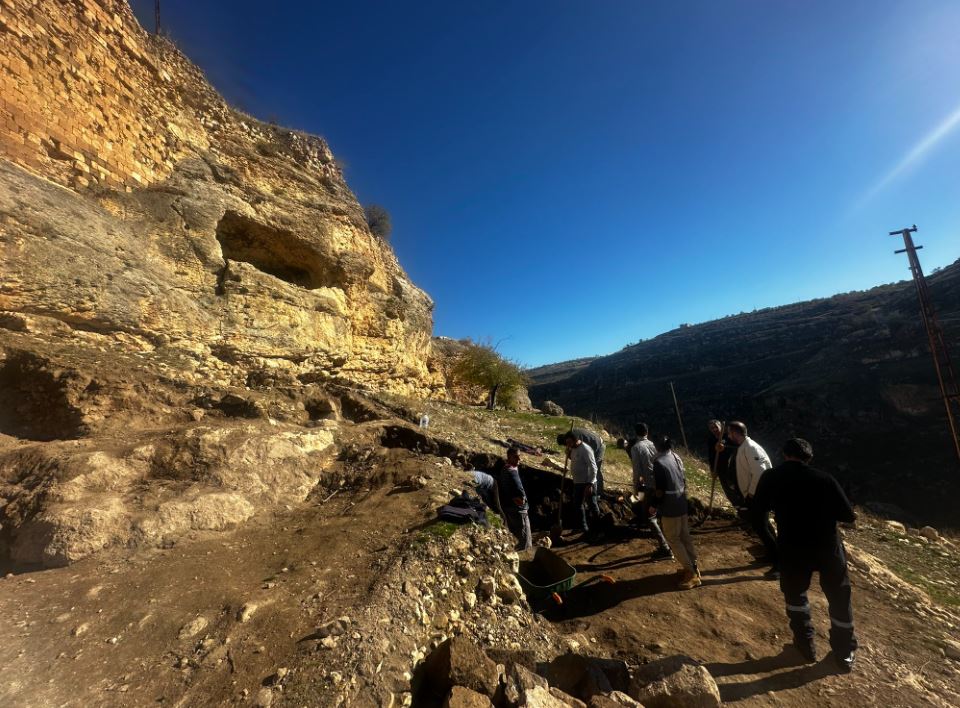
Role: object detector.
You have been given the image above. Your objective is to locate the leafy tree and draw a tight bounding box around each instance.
[451,340,528,410]
[364,204,392,241]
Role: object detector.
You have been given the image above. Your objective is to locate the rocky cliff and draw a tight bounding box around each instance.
[0,0,443,566]
[530,259,960,528]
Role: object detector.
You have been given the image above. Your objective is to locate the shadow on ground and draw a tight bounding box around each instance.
[707,645,840,702]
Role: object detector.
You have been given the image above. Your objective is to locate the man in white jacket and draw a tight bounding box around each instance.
[727,421,779,577]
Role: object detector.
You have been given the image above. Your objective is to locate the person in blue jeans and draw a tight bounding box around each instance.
[563,431,600,535]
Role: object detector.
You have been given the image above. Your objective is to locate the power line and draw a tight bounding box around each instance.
[889,225,960,465]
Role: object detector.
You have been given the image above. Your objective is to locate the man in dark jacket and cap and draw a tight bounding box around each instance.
[753,438,858,672]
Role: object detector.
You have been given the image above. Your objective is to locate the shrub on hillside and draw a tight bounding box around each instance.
[365,204,392,241]
[451,340,528,411]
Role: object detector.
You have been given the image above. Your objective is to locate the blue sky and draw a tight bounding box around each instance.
[132,1,960,367]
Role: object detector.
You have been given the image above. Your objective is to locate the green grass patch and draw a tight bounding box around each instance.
[414,520,461,545]
[888,561,960,608]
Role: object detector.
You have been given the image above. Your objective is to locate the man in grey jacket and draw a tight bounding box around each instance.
[559,427,606,497]
[650,435,701,590]
[630,423,672,559]
[563,431,600,535]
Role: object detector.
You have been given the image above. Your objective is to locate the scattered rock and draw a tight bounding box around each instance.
[497,574,524,604]
[71,623,89,637]
[885,520,907,534]
[266,667,289,686]
[316,617,349,638]
[630,655,721,708]
[477,576,496,601]
[254,687,274,707]
[944,639,960,661]
[178,616,208,639]
[238,602,258,623]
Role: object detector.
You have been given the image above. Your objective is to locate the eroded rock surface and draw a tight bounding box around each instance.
[0,0,447,565]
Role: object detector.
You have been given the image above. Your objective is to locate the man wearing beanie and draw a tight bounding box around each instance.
[753,438,858,672]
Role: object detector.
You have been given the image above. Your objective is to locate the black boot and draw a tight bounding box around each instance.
[834,649,855,673]
[792,637,817,663]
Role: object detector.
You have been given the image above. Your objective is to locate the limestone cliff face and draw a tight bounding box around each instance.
[0,0,441,396]
[0,0,443,566]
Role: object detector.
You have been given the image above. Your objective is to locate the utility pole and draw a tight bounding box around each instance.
[155,0,161,35]
[669,381,689,449]
[889,225,960,465]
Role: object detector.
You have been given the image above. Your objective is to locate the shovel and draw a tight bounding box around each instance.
[549,456,569,545]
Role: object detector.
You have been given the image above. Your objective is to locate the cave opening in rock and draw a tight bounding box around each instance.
[0,354,86,441]
[215,210,335,290]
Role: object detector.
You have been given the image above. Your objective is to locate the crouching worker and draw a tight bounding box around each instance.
[501,447,533,551]
[650,436,701,589]
[464,469,503,517]
[562,431,600,537]
[753,438,858,671]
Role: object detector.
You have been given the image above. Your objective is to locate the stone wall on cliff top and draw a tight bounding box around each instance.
[0,0,442,396]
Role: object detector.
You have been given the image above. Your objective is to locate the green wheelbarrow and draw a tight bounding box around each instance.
[517,547,614,609]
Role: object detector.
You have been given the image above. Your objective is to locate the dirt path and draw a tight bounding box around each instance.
[542,520,960,706]
[0,480,423,708]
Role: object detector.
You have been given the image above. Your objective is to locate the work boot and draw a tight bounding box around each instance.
[764,566,781,581]
[678,569,702,590]
[651,546,674,561]
[834,649,856,673]
[792,638,817,664]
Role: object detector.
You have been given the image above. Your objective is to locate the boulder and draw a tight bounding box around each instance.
[542,401,564,417]
[589,692,643,708]
[521,685,584,708]
[629,656,720,708]
[445,686,494,708]
[541,653,630,700]
[919,526,940,541]
[419,637,501,700]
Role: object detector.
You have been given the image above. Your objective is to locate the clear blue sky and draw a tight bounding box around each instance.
[132,0,960,367]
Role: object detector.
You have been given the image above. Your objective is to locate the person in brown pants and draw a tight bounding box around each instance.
[649,435,701,590]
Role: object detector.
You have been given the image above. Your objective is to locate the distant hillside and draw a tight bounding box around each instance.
[526,357,598,386]
[530,259,960,528]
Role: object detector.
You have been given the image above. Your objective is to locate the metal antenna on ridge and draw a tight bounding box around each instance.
[889,225,960,465]
[155,0,161,35]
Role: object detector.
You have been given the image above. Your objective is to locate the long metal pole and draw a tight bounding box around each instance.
[890,226,960,465]
[155,0,161,34]
[669,381,689,449]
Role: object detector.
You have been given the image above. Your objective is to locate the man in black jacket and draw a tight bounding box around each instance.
[705,419,742,508]
[753,438,858,672]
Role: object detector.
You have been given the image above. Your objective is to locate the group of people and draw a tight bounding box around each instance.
[625,419,858,672]
[463,417,858,672]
